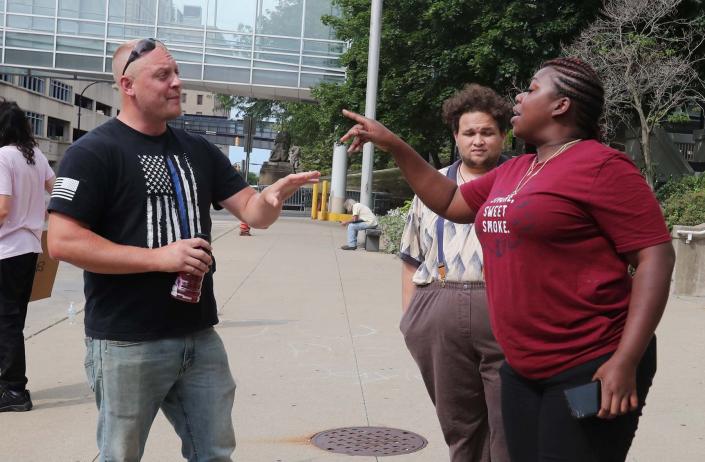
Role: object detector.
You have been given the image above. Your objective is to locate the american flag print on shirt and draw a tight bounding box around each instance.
[138,153,202,248]
[51,177,80,201]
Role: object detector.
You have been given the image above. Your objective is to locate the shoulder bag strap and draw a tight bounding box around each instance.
[435,160,461,286]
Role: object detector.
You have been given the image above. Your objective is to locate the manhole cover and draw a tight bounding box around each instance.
[311,426,427,456]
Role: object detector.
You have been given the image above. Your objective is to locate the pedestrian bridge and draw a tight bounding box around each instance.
[0,0,346,101]
[168,115,279,151]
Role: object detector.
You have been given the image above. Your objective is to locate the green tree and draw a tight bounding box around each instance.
[288,0,602,173]
[565,0,705,188]
[223,0,603,173]
[247,171,259,185]
[657,174,705,228]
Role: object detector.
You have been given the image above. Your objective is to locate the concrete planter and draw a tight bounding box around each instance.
[671,223,705,296]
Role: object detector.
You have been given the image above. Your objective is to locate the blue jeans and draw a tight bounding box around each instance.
[346,222,376,247]
[85,328,236,462]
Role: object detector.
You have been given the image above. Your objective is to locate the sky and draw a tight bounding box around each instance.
[228,146,270,175]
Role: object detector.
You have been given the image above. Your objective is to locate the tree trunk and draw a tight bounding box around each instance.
[640,124,655,189]
[429,151,442,169]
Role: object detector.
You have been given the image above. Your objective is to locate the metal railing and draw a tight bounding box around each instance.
[252,185,393,215]
[675,142,696,161]
[256,185,312,211]
[676,228,705,244]
[341,190,392,215]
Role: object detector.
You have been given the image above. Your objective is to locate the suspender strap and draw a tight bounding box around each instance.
[436,160,461,286]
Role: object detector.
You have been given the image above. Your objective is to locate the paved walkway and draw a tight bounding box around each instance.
[2,214,704,461]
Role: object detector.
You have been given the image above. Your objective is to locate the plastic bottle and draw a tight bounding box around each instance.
[67,301,77,325]
[171,233,210,303]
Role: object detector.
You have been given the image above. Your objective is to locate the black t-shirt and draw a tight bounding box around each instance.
[48,118,248,341]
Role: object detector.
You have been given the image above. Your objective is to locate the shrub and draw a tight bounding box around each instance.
[665,111,692,124]
[378,200,412,254]
[657,174,705,229]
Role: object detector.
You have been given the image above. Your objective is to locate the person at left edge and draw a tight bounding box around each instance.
[0,101,55,413]
[47,38,319,461]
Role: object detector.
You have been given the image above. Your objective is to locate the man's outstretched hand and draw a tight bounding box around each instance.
[261,171,320,209]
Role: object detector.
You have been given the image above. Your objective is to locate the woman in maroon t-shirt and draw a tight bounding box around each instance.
[341,58,674,461]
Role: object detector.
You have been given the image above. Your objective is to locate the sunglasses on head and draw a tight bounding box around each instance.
[121,38,159,75]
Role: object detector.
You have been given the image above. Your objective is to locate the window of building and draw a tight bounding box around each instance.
[26,111,44,137]
[7,0,54,16]
[257,0,302,36]
[72,128,86,142]
[18,75,45,94]
[95,101,112,117]
[182,93,187,103]
[197,94,203,105]
[47,117,70,141]
[108,0,157,24]
[74,94,93,110]
[58,0,105,21]
[50,80,73,103]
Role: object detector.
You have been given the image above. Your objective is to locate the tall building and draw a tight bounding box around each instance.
[0,0,346,100]
[0,74,120,165]
[0,0,346,165]
[180,90,228,117]
[0,75,235,165]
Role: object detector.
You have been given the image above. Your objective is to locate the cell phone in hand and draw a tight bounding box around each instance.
[563,381,601,419]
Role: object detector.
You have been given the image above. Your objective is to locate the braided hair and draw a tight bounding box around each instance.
[0,100,37,165]
[540,58,604,140]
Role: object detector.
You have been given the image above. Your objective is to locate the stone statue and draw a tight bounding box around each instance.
[259,132,295,186]
[268,131,291,162]
[288,145,301,172]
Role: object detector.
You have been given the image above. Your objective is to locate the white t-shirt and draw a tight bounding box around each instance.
[352,202,378,226]
[0,145,54,259]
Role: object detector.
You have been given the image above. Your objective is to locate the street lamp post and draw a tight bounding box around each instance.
[76,80,111,140]
[359,0,383,208]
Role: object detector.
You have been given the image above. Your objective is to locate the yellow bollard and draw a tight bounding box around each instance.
[311,182,320,220]
[318,180,330,221]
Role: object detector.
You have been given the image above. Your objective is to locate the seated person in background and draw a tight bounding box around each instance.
[340,198,378,250]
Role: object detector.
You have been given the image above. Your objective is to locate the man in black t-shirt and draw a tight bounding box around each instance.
[47,38,319,461]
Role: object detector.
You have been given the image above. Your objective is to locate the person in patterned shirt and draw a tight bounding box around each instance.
[399,84,512,462]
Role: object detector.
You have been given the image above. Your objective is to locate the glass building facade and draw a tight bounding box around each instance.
[0,0,346,100]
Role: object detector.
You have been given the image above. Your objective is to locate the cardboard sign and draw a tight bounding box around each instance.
[29,231,59,302]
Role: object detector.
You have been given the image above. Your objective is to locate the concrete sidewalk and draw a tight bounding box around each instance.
[2,214,704,461]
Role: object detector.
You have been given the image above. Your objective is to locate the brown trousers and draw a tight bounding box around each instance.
[400,281,509,462]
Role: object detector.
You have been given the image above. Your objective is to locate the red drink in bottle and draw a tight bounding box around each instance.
[171,232,210,303]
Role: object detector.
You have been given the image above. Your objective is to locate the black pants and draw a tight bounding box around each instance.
[0,253,38,392]
[500,337,657,462]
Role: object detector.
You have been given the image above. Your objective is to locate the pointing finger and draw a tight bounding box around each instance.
[342,109,366,123]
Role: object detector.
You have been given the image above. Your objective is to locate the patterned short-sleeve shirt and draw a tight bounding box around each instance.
[399,166,484,285]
